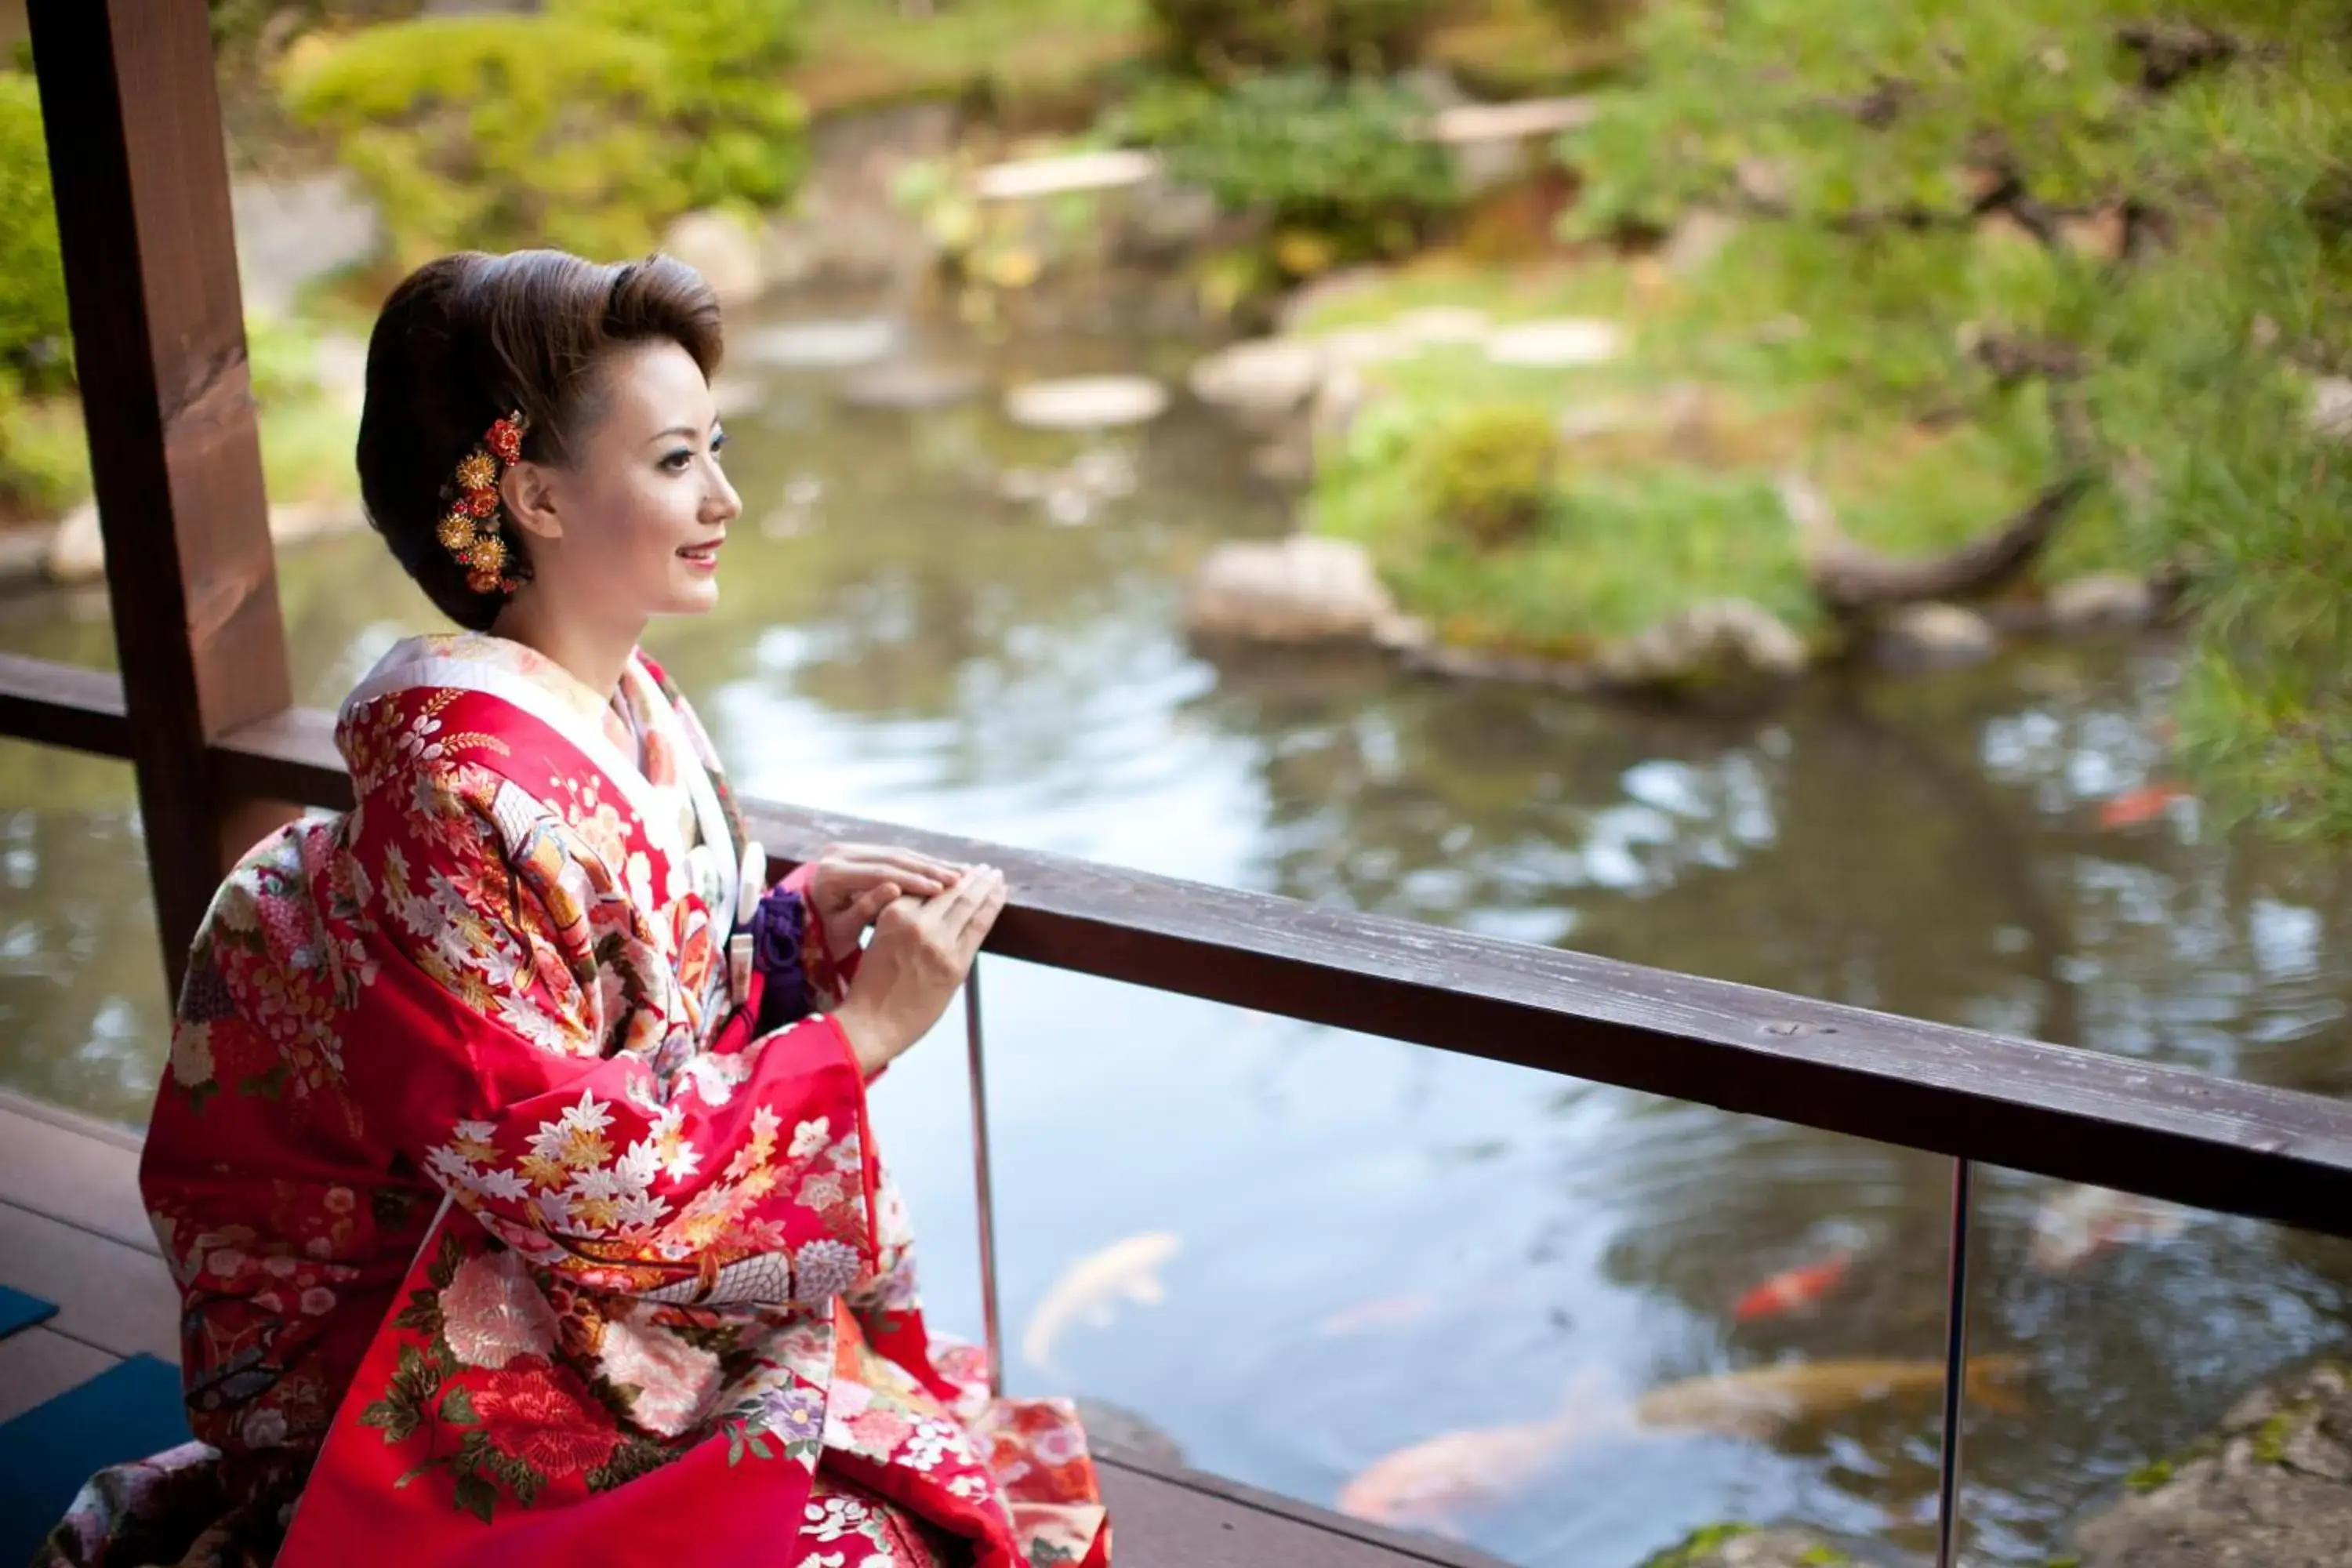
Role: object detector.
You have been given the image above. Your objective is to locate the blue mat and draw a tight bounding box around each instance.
[0,1286,55,1339]
[0,1354,191,1566]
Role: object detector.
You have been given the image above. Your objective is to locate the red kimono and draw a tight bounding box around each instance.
[51,633,1109,1568]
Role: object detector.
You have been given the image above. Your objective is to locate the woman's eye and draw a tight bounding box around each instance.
[660,449,694,472]
[710,433,728,463]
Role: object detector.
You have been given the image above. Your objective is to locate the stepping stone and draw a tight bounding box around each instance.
[838,362,985,411]
[1392,306,1491,345]
[1004,376,1169,431]
[738,318,898,369]
[1484,318,1624,368]
[1318,326,1417,367]
[974,149,1161,202]
[1188,339,1326,419]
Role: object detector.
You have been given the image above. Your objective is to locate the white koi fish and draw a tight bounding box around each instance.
[1018,1232,1181,1377]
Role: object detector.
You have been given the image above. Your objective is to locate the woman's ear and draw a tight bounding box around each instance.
[502,460,563,543]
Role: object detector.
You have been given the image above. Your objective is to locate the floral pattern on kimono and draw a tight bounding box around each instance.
[56,633,1109,1568]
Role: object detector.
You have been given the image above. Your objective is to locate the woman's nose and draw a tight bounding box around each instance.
[706,464,742,523]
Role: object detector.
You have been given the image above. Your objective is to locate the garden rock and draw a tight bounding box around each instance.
[1595,600,1809,687]
[1484,318,1624,368]
[1188,339,1327,423]
[739,318,899,369]
[2072,1356,2352,1568]
[2313,376,2352,444]
[660,209,766,307]
[2047,572,2157,632]
[1875,603,1997,669]
[838,362,985,412]
[1004,376,1169,431]
[1184,535,1402,645]
[1393,306,1491,345]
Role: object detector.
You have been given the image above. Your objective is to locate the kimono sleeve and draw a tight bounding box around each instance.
[341,764,880,1302]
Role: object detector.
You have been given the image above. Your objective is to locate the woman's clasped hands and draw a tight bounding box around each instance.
[803,842,1007,1079]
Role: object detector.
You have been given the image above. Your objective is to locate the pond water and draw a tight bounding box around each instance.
[2,284,2349,1566]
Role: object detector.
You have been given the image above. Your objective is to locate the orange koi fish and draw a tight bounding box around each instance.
[2097,782,2188,830]
[1732,1249,1853,1323]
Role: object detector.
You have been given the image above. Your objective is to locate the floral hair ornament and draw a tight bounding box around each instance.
[436,410,530,595]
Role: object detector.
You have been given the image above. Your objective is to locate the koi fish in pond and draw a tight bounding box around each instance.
[2028,1184,2188,1274]
[1018,1232,1180,1377]
[2096,781,2190,830]
[1731,1248,1853,1323]
[1335,1356,2030,1531]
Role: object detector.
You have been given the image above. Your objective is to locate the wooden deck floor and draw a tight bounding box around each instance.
[0,1091,1504,1568]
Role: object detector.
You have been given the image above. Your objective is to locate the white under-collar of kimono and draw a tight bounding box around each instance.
[341,632,721,898]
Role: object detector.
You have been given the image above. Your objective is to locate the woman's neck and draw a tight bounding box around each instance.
[488,593,646,702]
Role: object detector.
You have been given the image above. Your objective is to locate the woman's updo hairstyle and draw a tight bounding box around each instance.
[357,249,724,630]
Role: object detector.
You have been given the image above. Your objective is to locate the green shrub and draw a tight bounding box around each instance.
[285,0,806,264]
[0,73,71,386]
[1145,0,1437,78]
[1117,70,1457,259]
[558,0,807,209]
[1417,403,1562,547]
[0,378,92,516]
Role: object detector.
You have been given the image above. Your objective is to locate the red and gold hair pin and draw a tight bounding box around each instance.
[437,411,529,596]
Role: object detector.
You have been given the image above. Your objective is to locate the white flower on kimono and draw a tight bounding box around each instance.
[625,852,658,920]
[804,1493,873,1541]
[946,1472,996,1503]
[424,1144,528,1206]
[797,1174,844,1214]
[169,1021,214,1088]
[440,1249,558,1369]
[496,995,580,1056]
[681,1052,751,1109]
[789,1116,831,1160]
[528,1091,615,1174]
[598,1318,720,1437]
[241,1406,289,1448]
[1028,1421,1088,1468]
[792,1238,862,1306]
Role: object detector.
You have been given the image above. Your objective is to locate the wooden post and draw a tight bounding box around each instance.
[26,0,294,999]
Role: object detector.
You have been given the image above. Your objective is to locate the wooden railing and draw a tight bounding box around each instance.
[3,653,2343,1240]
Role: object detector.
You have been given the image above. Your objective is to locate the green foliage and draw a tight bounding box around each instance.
[1115,71,1457,257]
[1145,0,1438,78]
[0,381,89,516]
[560,0,808,208]
[0,72,71,386]
[1531,0,2352,832]
[285,0,807,264]
[1417,402,1561,547]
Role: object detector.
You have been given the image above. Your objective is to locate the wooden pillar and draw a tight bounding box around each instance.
[26,0,294,999]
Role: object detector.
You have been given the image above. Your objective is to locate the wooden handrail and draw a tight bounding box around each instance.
[4,653,2348,1239]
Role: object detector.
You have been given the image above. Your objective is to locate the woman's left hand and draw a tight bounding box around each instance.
[804,843,967,960]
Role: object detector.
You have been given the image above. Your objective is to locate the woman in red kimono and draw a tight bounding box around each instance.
[42,251,1111,1568]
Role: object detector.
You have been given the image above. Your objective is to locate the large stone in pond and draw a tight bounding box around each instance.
[1873,602,1997,670]
[1184,535,1401,646]
[2047,572,2157,632]
[1003,376,1170,430]
[2072,1356,2352,1568]
[660,209,766,307]
[1187,339,1326,423]
[738,318,899,369]
[1595,600,1809,687]
[1484,318,1625,368]
[838,362,985,412]
[1635,1523,1887,1567]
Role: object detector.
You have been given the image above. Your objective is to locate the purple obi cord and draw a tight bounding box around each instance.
[747,882,811,1034]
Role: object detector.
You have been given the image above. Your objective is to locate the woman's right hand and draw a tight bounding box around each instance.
[832,865,1007,1078]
